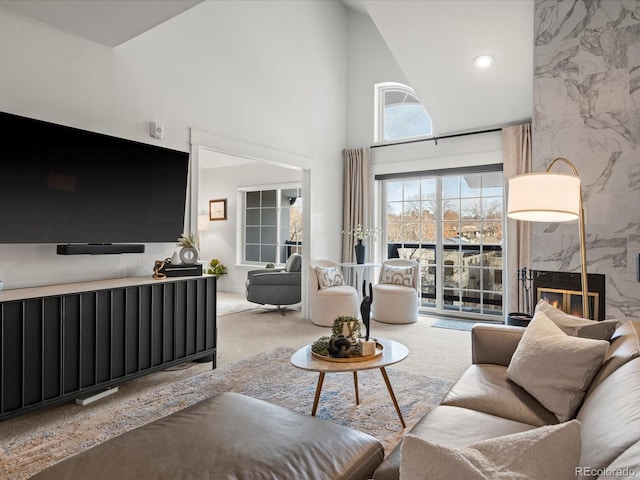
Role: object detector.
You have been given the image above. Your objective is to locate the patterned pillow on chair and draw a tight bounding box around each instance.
[315,266,345,290]
[380,265,415,287]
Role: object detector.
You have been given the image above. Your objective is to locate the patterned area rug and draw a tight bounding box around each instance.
[0,348,452,479]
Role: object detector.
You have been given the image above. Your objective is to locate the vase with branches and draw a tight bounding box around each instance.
[344,224,382,264]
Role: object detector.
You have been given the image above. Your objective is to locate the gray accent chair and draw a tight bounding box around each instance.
[245,253,302,314]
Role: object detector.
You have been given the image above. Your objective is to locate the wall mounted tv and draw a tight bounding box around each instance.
[0,111,189,254]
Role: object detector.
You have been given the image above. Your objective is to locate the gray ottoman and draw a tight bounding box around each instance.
[30,392,384,480]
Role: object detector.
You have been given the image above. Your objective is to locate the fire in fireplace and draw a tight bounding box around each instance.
[532,270,605,321]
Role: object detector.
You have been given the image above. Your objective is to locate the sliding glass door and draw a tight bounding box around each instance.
[383,171,504,319]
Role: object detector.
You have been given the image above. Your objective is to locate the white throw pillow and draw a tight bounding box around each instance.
[507,311,609,422]
[315,266,344,290]
[534,299,618,340]
[380,265,415,287]
[400,420,581,480]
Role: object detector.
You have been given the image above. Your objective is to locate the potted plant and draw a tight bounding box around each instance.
[207,258,227,277]
[332,316,361,345]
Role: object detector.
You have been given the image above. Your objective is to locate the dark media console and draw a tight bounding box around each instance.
[57,244,146,255]
[0,275,217,421]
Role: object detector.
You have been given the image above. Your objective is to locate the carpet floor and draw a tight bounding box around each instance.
[0,348,453,479]
[431,318,500,332]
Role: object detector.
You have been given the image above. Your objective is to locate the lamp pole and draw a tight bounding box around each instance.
[547,158,589,319]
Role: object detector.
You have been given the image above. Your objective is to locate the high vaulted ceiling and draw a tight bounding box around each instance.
[364,0,533,135]
[0,0,533,135]
[0,0,202,47]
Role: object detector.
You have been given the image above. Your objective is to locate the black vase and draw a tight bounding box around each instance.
[354,239,365,264]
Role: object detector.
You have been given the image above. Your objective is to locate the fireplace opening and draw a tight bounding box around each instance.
[532,270,605,321]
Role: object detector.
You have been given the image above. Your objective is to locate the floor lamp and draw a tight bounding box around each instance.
[507,158,590,319]
[197,214,210,251]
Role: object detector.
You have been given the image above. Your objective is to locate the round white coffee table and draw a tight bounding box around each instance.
[290,338,409,427]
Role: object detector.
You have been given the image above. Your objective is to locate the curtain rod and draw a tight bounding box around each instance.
[370,127,502,149]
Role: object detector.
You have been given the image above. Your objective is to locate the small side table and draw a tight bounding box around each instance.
[338,262,380,300]
[290,338,409,428]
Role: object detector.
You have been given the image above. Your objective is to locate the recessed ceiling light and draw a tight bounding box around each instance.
[474,54,495,68]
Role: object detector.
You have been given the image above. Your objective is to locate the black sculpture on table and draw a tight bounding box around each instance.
[328,336,352,358]
[360,280,373,341]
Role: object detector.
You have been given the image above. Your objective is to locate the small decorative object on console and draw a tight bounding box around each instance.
[177,233,199,265]
[153,258,203,279]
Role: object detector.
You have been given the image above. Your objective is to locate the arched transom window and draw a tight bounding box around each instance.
[375,82,432,143]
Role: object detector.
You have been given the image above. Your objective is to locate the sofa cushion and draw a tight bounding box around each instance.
[442,364,558,427]
[507,311,609,422]
[380,264,415,287]
[30,392,384,480]
[595,439,640,479]
[372,283,416,296]
[534,299,618,340]
[373,405,536,480]
[577,358,640,472]
[587,320,640,395]
[315,265,345,289]
[400,420,581,480]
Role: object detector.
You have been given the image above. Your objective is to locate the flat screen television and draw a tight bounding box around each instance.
[0,111,189,251]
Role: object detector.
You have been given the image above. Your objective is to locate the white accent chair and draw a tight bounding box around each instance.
[372,259,419,324]
[309,260,359,327]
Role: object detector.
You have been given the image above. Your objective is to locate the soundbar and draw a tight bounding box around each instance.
[57,244,145,255]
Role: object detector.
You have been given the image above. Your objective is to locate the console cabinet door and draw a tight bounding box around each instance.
[0,276,216,420]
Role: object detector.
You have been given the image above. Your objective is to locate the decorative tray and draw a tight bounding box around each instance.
[311,343,383,363]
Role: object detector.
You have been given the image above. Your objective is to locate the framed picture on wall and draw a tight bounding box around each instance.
[209,199,227,221]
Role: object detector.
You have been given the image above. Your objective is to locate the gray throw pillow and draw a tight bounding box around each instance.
[534,299,618,340]
[400,420,582,480]
[507,311,609,422]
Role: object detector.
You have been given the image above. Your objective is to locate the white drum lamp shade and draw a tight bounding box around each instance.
[508,173,581,222]
[198,214,210,232]
[507,158,590,319]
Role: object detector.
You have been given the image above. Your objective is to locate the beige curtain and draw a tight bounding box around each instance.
[342,147,371,263]
[503,124,532,314]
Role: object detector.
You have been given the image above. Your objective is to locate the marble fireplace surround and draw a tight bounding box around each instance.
[532,0,640,321]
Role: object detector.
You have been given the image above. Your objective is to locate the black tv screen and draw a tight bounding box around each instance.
[0,111,189,244]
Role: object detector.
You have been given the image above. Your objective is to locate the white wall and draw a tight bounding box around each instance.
[198,162,302,294]
[0,0,347,289]
[346,8,409,149]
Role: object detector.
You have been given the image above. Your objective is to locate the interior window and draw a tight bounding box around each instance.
[375,82,432,143]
